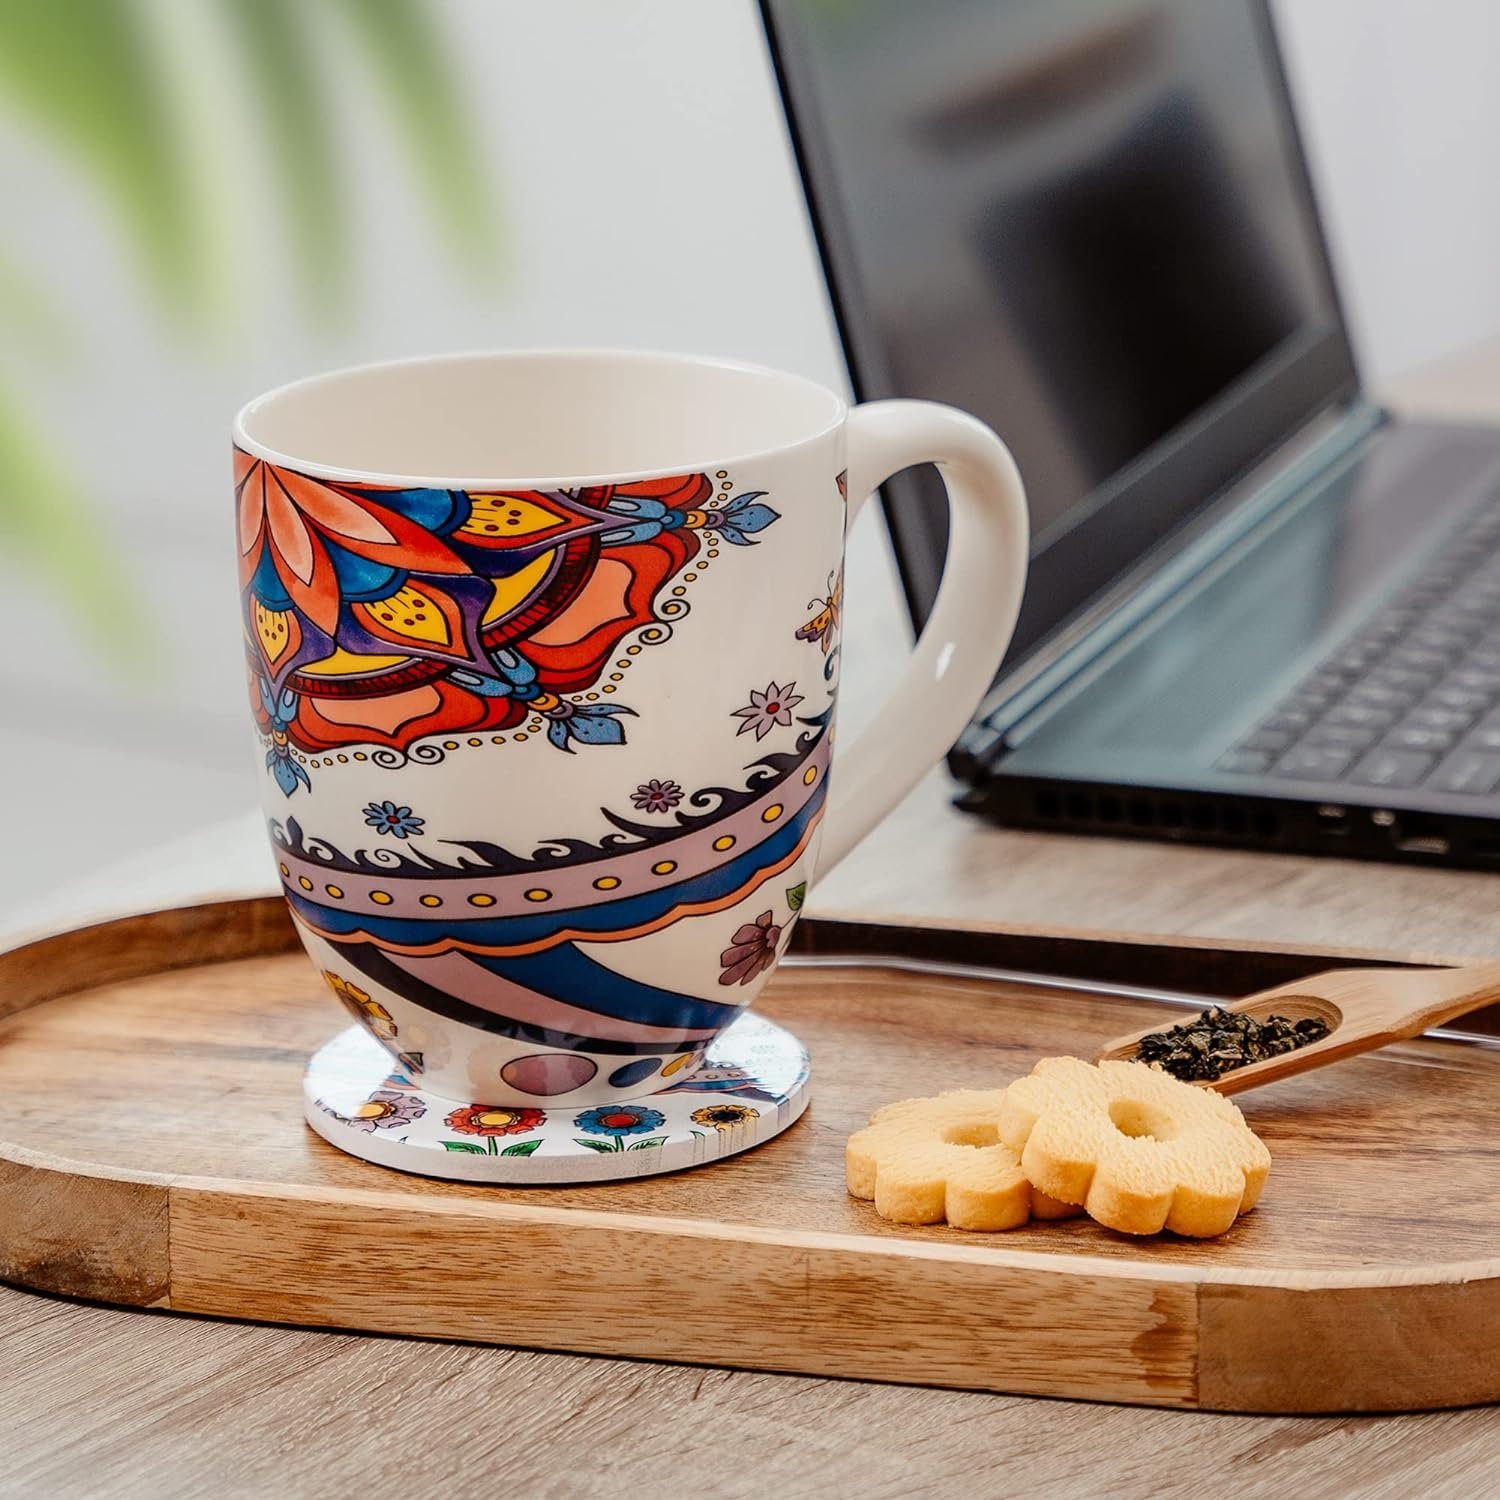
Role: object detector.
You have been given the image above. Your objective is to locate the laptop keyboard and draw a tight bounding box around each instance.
[1217,487,1500,796]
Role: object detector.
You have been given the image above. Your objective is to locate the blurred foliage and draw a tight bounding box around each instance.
[0,0,204,317]
[0,0,501,658]
[0,375,124,648]
[0,250,72,365]
[220,0,500,314]
[329,0,498,277]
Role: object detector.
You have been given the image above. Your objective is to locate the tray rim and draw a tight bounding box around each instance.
[5,897,1500,1415]
[2,894,1497,1293]
[9,1146,1498,1294]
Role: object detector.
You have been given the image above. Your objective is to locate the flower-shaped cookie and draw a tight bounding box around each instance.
[846,1089,1079,1231]
[998,1057,1271,1238]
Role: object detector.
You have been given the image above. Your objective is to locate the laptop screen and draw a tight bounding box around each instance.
[764,0,1357,669]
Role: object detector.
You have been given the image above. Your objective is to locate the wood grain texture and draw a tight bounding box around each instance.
[0,896,299,1023]
[1096,960,1500,1091]
[0,1151,169,1308]
[166,1189,1199,1406]
[1199,1279,1500,1414]
[797,354,1500,984]
[813,770,1500,966]
[8,1284,1499,1500]
[3,901,1499,1413]
[11,353,1500,1489]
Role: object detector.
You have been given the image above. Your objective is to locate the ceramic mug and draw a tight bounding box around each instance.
[233,350,1027,1106]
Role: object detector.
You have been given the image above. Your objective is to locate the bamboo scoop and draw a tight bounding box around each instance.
[1095,961,1500,1094]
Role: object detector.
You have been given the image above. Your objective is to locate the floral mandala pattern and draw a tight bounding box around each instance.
[305,1011,809,1176]
[576,1104,665,1136]
[719,910,781,987]
[446,1104,546,1136]
[323,970,396,1039]
[732,681,804,741]
[363,800,425,839]
[691,1102,759,1131]
[322,971,424,1073]
[573,1104,668,1153]
[318,1089,426,1133]
[439,1103,547,1157]
[264,461,846,1140]
[630,778,683,814]
[238,455,779,794]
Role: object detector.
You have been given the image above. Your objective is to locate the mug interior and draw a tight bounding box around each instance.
[234,350,845,485]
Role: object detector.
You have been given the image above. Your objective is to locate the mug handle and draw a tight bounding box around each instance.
[816,399,1029,872]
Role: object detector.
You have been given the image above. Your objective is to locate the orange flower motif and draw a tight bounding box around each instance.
[691,1102,758,1131]
[445,1104,547,1136]
[236,453,471,638]
[322,970,397,1040]
[237,452,740,779]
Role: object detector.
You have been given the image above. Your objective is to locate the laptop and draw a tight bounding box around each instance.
[762,0,1500,870]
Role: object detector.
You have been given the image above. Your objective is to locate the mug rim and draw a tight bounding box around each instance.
[232,347,850,489]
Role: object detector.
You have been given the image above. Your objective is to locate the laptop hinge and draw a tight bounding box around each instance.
[958,398,1386,771]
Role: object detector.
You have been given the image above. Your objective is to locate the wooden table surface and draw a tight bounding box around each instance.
[8,351,1500,1496]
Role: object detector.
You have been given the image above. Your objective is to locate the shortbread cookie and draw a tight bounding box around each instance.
[847,1089,1079,1230]
[998,1057,1270,1238]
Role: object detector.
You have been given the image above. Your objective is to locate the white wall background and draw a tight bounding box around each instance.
[1273,0,1500,381]
[2,0,1498,910]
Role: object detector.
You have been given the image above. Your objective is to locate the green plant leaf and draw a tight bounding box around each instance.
[499,1138,543,1157]
[328,0,502,272]
[785,881,807,913]
[220,0,348,316]
[0,377,146,660]
[0,0,206,318]
[0,0,508,664]
[0,250,72,365]
[442,1140,486,1154]
[574,1138,617,1153]
[627,1137,666,1151]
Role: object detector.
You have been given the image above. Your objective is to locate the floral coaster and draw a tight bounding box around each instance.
[303,1012,811,1184]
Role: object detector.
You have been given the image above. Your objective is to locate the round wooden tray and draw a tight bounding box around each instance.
[3,898,1499,1413]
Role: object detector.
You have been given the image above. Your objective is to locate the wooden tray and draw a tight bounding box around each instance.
[3,898,1499,1414]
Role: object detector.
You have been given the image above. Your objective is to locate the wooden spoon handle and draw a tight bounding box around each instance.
[1395,964,1500,1037]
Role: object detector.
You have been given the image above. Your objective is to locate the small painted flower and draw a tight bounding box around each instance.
[322,970,397,1040]
[691,1102,759,1131]
[363,800,426,839]
[719,910,781,987]
[445,1104,546,1136]
[631,778,684,814]
[713,489,781,545]
[731,680,804,740]
[259,674,311,797]
[321,1090,426,1133]
[539,697,635,752]
[267,740,310,797]
[574,1104,666,1137]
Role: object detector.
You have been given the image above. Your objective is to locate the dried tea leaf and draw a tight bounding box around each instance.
[1133,1001,1330,1081]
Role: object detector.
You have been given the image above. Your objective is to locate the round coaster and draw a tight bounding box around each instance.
[303,1012,810,1184]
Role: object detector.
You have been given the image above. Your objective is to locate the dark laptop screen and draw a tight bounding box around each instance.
[765,0,1357,664]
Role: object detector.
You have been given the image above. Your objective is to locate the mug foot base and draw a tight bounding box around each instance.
[303,1013,810,1184]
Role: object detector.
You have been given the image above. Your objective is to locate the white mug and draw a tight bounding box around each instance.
[233,350,1027,1106]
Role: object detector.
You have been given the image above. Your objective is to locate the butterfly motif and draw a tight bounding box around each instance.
[796,570,842,655]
